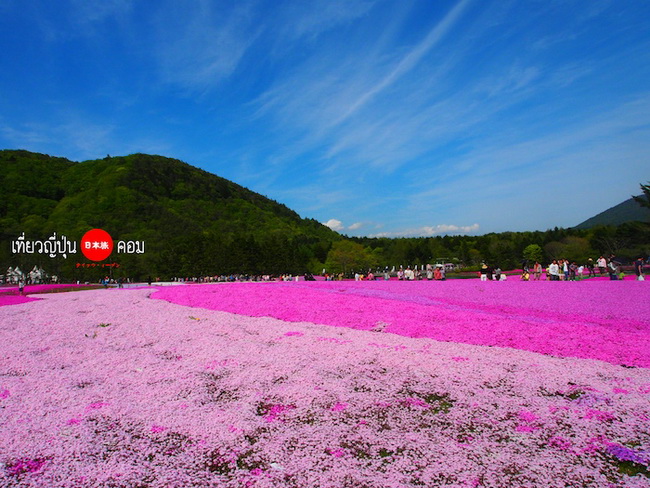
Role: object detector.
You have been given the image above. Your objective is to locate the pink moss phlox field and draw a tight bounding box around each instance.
[0,284,102,307]
[2,289,650,487]
[153,280,650,368]
[0,294,40,307]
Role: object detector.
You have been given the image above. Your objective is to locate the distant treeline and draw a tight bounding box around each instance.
[343,222,649,273]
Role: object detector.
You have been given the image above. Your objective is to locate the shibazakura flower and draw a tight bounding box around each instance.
[0,284,648,487]
[153,279,650,367]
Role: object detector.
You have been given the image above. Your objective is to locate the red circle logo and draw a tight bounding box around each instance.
[81,229,114,261]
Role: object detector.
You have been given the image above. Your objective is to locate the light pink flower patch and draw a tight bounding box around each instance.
[0,286,648,487]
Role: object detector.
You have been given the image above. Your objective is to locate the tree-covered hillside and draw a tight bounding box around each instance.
[1,150,341,280]
[574,197,648,229]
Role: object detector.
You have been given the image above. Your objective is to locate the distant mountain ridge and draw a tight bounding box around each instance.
[574,196,648,229]
[0,150,340,277]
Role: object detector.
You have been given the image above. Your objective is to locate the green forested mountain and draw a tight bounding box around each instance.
[1,150,340,279]
[574,197,648,229]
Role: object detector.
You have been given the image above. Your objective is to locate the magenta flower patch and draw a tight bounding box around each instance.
[153,280,650,367]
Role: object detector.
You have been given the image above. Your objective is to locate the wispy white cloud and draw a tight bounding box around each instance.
[371,223,480,238]
[248,2,529,185]
[152,0,257,90]
[24,0,133,42]
[69,0,132,26]
[0,113,173,162]
[152,0,380,94]
[275,0,377,41]
[398,93,650,231]
[348,222,364,231]
[247,0,650,231]
[0,123,52,148]
[333,0,472,124]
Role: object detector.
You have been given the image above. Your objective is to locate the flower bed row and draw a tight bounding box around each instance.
[153,280,650,368]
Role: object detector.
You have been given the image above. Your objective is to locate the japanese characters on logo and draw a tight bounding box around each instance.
[81,229,114,261]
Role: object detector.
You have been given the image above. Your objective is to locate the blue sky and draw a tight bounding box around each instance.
[1,1,648,236]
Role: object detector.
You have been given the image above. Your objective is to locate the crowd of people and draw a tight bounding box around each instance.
[480,255,646,281]
[8,255,644,292]
[321,264,451,282]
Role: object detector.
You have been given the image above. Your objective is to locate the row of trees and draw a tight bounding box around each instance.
[317,184,650,273]
[319,221,650,275]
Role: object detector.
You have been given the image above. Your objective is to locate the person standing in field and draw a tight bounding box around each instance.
[634,257,644,280]
[607,255,619,280]
[597,256,607,276]
[548,260,560,281]
[404,267,414,280]
[434,266,441,280]
[562,259,569,281]
[479,264,488,281]
[533,261,542,280]
[586,258,596,278]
